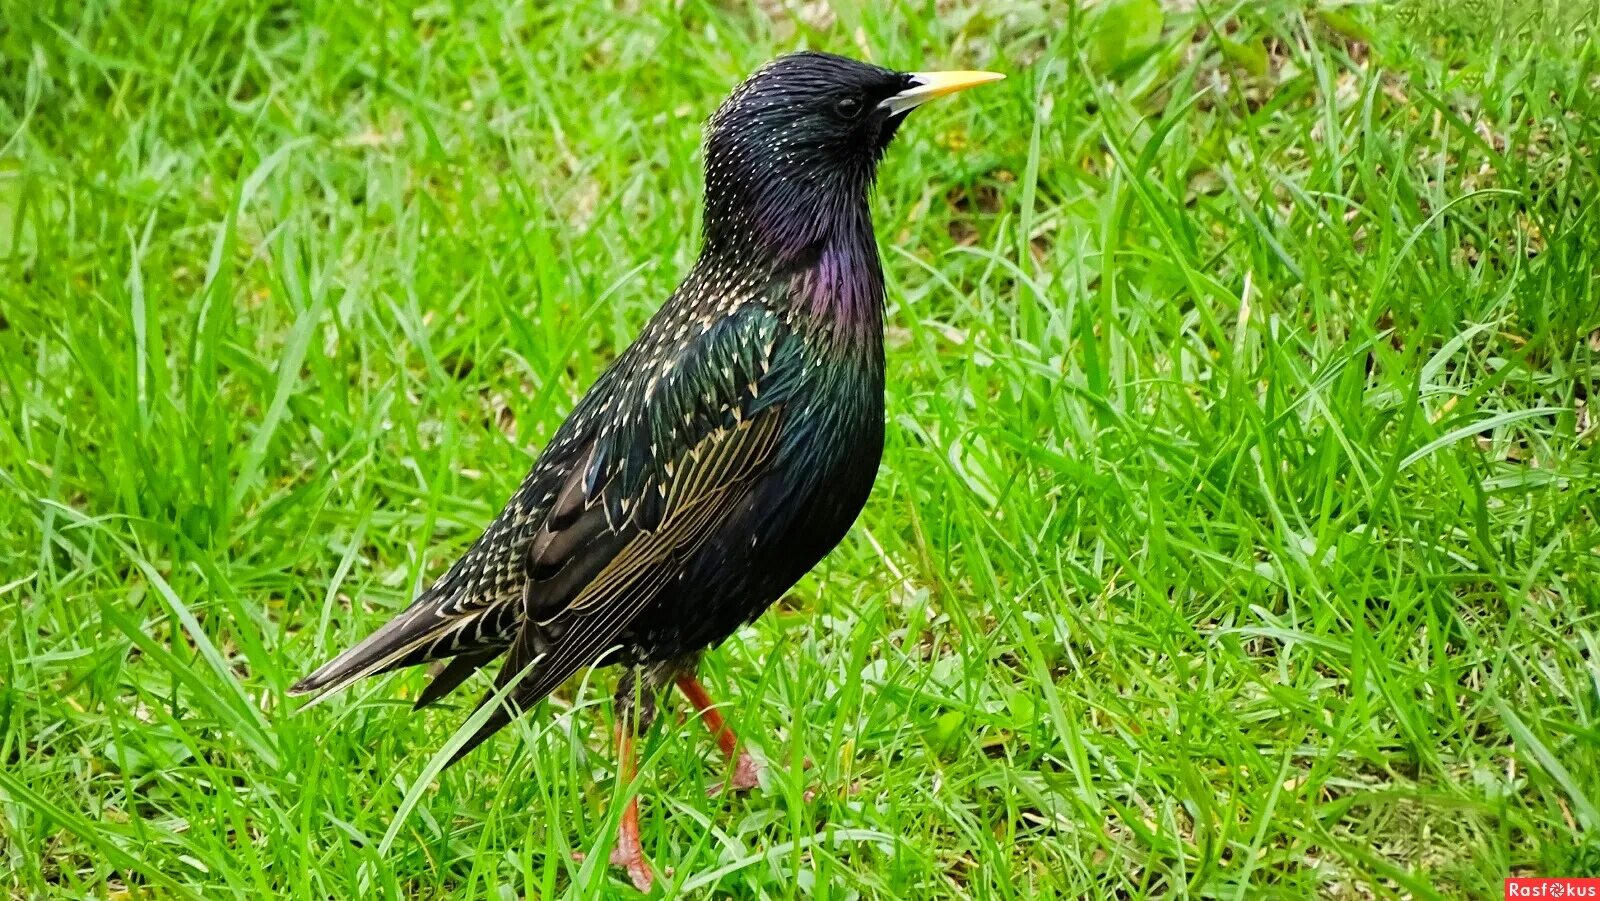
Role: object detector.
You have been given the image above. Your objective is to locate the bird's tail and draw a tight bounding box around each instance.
[288,599,458,707]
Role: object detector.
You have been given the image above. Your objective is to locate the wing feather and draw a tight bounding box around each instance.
[442,306,801,762]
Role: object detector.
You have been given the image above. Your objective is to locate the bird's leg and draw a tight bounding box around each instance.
[607,721,654,892]
[575,666,667,891]
[675,674,761,793]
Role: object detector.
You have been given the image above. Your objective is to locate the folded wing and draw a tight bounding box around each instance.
[440,304,803,762]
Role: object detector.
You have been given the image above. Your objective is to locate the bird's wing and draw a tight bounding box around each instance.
[444,304,804,762]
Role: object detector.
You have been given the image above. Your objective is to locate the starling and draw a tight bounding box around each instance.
[290,52,1001,890]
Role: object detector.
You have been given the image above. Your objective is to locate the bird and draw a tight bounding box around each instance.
[289,52,1002,891]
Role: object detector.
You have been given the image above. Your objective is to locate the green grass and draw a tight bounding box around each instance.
[3,0,1599,897]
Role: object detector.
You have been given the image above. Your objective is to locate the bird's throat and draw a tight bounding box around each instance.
[701,190,886,352]
[790,222,886,351]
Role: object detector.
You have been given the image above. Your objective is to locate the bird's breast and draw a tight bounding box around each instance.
[775,354,884,524]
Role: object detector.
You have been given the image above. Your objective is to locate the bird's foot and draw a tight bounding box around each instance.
[707,750,763,796]
[610,844,656,892]
[708,754,825,797]
[571,849,660,892]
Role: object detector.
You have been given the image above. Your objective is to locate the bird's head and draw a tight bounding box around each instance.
[701,52,1002,259]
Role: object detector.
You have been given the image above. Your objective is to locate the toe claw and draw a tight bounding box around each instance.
[708,751,763,796]
[609,847,654,892]
[729,752,762,791]
[628,861,654,892]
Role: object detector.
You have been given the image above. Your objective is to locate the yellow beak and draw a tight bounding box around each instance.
[880,70,1005,115]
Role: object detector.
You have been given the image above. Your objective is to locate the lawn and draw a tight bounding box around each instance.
[3,0,1598,897]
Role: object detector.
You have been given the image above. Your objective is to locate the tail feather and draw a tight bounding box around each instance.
[442,626,626,768]
[289,601,458,704]
[412,648,502,710]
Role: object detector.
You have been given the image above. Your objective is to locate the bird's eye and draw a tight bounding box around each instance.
[834,96,863,119]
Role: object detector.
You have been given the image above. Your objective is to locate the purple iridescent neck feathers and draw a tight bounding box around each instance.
[696,53,915,340]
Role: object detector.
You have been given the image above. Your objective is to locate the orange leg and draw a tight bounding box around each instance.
[675,675,761,793]
[608,724,654,891]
